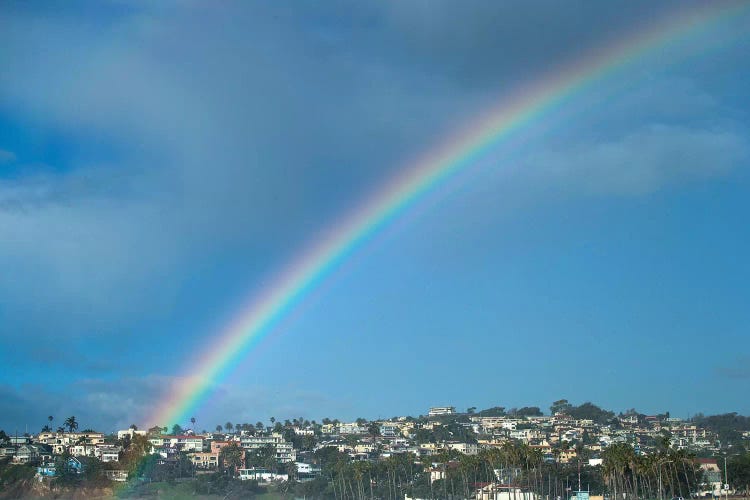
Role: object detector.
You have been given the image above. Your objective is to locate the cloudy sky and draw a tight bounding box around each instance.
[1,1,749,433]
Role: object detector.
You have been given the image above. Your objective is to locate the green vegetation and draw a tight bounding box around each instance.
[693,413,750,448]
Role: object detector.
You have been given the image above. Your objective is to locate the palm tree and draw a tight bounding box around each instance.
[64,416,78,433]
[286,460,297,481]
[225,422,233,433]
[216,424,223,433]
[190,417,196,429]
[48,415,54,428]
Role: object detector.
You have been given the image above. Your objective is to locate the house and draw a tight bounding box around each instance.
[36,463,57,477]
[189,451,220,469]
[95,445,121,462]
[321,423,338,435]
[69,443,97,457]
[238,467,288,482]
[447,442,478,455]
[295,462,322,481]
[429,461,461,483]
[12,444,51,464]
[380,424,399,438]
[35,431,105,454]
[117,428,148,440]
[239,433,296,463]
[210,440,233,454]
[148,435,204,451]
[558,448,578,464]
[0,445,17,458]
[104,469,129,482]
[67,456,85,473]
[339,423,367,435]
[697,458,723,496]
[475,485,537,500]
[429,407,456,416]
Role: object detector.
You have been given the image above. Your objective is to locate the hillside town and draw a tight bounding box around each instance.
[1,401,750,499]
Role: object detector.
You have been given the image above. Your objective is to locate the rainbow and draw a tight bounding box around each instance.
[149,2,745,428]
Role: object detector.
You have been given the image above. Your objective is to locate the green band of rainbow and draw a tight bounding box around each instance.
[149,2,746,428]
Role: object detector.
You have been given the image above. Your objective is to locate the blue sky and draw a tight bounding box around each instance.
[1,0,749,432]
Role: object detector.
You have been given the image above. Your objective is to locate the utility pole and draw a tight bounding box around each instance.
[724,456,729,500]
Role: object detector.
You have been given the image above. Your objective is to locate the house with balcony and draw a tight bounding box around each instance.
[189,451,220,469]
[148,435,205,452]
[239,433,296,463]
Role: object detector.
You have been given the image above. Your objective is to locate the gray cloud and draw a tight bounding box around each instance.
[0,377,178,433]
[0,378,351,433]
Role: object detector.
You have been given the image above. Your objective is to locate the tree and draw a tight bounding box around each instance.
[568,402,615,424]
[48,415,54,427]
[41,425,51,432]
[286,460,297,481]
[550,399,572,416]
[64,416,78,433]
[256,422,264,432]
[216,424,223,433]
[190,417,196,429]
[467,407,477,414]
[219,442,245,474]
[225,421,233,433]
[54,450,81,486]
[368,422,380,437]
[727,452,750,494]
[477,406,506,417]
[270,416,276,425]
[171,424,184,435]
[245,444,276,469]
[129,423,138,430]
[515,406,543,417]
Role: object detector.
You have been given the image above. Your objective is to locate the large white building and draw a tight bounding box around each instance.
[117,428,148,440]
[429,406,456,416]
[149,435,205,451]
[447,442,478,455]
[338,423,367,435]
[240,433,296,463]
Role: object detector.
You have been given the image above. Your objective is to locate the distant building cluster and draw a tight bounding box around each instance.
[0,403,745,494]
